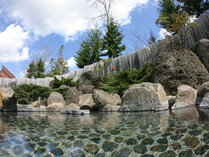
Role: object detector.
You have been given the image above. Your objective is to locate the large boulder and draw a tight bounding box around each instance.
[196,39,209,72]
[0,87,17,111]
[120,82,168,111]
[199,93,209,108]
[65,87,79,105]
[152,46,209,95]
[46,103,64,112]
[47,92,65,106]
[79,94,95,110]
[172,85,197,109]
[93,89,122,107]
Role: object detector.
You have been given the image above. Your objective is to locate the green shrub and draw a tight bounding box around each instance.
[13,84,69,105]
[53,77,79,88]
[100,63,153,96]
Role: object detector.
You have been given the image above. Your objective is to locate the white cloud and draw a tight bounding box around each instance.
[158,28,172,39]
[19,70,26,78]
[3,0,149,41]
[67,57,77,70]
[0,24,29,62]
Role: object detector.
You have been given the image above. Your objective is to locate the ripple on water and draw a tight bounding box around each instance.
[0,107,208,156]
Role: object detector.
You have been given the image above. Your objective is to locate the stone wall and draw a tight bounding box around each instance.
[0,13,209,88]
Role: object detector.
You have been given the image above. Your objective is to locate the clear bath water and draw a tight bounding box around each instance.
[0,107,208,157]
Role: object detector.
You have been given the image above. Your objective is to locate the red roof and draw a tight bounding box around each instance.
[0,66,15,79]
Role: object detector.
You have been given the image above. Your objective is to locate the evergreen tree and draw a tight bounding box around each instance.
[74,28,103,68]
[179,0,209,17]
[89,28,103,63]
[147,30,157,45]
[26,61,36,78]
[102,18,126,58]
[36,58,45,78]
[26,59,45,78]
[49,45,69,75]
[156,0,180,34]
[74,40,92,68]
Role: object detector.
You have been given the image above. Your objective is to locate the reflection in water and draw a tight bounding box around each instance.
[0,107,208,156]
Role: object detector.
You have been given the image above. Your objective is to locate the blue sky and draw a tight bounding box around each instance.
[0,0,168,78]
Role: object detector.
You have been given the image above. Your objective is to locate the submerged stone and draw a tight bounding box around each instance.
[90,137,100,144]
[34,147,46,155]
[159,150,177,157]
[137,134,146,140]
[70,149,85,157]
[84,144,99,154]
[170,135,182,140]
[178,149,193,157]
[125,138,137,145]
[150,144,168,152]
[202,132,209,144]
[183,136,199,148]
[95,153,106,157]
[102,141,118,152]
[51,147,64,156]
[157,138,168,144]
[67,136,75,141]
[108,129,120,135]
[171,143,182,150]
[114,137,124,143]
[74,140,83,148]
[133,144,147,154]
[194,145,209,155]
[102,134,111,140]
[112,147,132,157]
[188,129,202,136]
[77,135,89,139]
[141,138,154,145]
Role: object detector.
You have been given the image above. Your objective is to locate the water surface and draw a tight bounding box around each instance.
[0,107,209,157]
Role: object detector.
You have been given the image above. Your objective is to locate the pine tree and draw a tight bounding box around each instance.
[74,28,103,68]
[26,61,36,78]
[89,28,103,63]
[102,18,126,58]
[147,30,157,45]
[74,40,92,68]
[156,0,180,34]
[36,58,45,78]
[49,45,69,75]
[179,0,209,17]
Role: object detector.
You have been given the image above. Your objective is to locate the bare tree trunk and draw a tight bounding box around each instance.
[88,0,114,25]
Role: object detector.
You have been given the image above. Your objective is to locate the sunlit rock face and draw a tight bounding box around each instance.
[120,82,168,112]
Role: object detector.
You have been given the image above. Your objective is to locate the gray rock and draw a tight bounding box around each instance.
[65,87,79,105]
[30,101,40,108]
[79,71,96,86]
[120,83,168,112]
[152,46,209,95]
[196,39,209,72]
[99,104,120,112]
[197,82,209,97]
[172,85,197,110]
[47,92,65,106]
[17,104,46,112]
[93,89,122,107]
[46,103,64,112]
[79,94,95,110]
[0,86,17,111]
[199,93,209,108]
[78,85,94,94]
